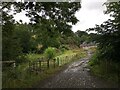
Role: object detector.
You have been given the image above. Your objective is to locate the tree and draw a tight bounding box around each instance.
[2,1,81,60]
[2,11,22,61]
[75,30,91,44]
[75,30,88,37]
[14,23,33,53]
[87,2,120,62]
[33,19,61,51]
[12,2,81,47]
[44,47,56,68]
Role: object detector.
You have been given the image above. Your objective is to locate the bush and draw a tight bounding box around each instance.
[88,51,100,66]
[59,45,69,53]
[44,47,56,60]
[61,48,66,53]
[16,55,29,64]
[88,51,120,83]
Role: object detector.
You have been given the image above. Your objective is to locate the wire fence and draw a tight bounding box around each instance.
[2,51,85,88]
[28,53,80,74]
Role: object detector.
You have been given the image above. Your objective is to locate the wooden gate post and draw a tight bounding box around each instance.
[35,62,37,74]
[47,59,49,69]
[29,61,31,72]
[57,57,59,66]
[53,58,56,68]
[39,60,41,70]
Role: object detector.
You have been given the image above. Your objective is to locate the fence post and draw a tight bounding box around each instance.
[59,57,61,66]
[53,58,56,68]
[35,62,37,74]
[69,56,71,61]
[57,57,59,66]
[60,57,62,65]
[29,61,31,73]
[35,62,37,70]
[39,60,41,71]
[47,59,49,69]
[66,56,68,63]
[62,57,63,65]
[76,54,77,59]
[33,62,35,71]
[59,57,61,65]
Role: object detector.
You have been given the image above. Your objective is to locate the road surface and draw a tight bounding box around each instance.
[34,50,118,88]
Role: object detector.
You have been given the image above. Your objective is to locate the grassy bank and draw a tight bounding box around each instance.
[88,51,120,83]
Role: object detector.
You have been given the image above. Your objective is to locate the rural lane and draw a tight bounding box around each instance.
[35,50,118,88]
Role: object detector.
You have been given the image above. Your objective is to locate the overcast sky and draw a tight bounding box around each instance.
[13,0,111,33]
[72,0,111,32]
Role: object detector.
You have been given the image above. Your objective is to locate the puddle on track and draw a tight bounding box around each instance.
[36,51,119,88]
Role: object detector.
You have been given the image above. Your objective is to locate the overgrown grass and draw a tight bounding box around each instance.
[2,49,87,88]
[26,53,44,62]
[2,66,62,88]
[88,51,120,83]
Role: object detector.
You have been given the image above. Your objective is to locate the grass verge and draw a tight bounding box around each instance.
[2,49,87,88]
[88,52,120,84]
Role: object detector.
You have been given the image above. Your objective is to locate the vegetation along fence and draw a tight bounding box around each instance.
[28,53,80,74]
[2,51,86,88]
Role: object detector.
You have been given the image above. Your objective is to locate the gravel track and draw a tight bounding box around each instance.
[35,51,118,88]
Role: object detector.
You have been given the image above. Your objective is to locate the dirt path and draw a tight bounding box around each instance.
[35,50,118,88]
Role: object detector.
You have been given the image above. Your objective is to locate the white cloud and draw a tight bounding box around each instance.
[72,0,111,32]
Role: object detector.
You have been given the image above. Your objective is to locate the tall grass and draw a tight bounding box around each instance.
[88,52,120,83]
[3,49,87,88]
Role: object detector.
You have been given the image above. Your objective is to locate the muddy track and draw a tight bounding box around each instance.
[34,50,119,88]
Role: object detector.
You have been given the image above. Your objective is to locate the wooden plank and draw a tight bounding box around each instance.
[2,61,15,63]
